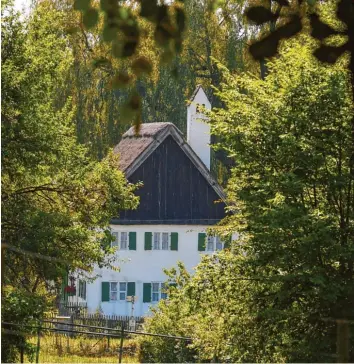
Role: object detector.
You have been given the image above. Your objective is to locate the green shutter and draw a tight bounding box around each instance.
[129,232,137,250]
[144,232,152,250]
[61,273,68,303]
[127,282,135,296]
[143,283,151,303]
[198,233,206,251]
[170,232,178,251]
[101,282,110,302]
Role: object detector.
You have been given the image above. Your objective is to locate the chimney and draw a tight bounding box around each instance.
[187,85,211,170]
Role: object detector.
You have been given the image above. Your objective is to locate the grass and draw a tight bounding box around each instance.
[25,334,139,363]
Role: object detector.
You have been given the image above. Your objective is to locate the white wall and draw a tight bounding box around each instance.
[187,88,211,170]
[86,224,216,317]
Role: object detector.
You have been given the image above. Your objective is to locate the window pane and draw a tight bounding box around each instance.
[152,293,159,302]
[161,283,167,299]
[119,292,126,300]
[153,233,160,250]
[110,282,117,292]
[216,237,223,251]
[120,232,128,250]
[110,291,117,301]
[119,282,127,291]
[162,233,169,250]
[112,232,119,247]
[152,283,159,292]
[207,236,214,251]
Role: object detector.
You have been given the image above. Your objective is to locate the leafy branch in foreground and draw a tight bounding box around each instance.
[246,0,353,73]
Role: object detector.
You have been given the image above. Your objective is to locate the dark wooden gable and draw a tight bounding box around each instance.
[113,136,226,225]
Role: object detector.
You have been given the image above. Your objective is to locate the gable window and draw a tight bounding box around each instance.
[78,280,86,300]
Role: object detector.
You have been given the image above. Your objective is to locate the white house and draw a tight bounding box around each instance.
[65,86,229,317]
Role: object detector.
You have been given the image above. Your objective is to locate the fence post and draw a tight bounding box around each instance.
[337,320,349,363]
[118,322,125,363]
[35,322,41,364]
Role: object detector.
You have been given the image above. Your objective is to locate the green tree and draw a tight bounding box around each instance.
[1,2,139,361]
[137,33,354,362]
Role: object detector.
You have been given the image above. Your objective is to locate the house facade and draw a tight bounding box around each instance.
[66,86,229,317]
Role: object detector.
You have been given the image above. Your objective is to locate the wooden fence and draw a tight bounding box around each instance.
[46,312,145,332]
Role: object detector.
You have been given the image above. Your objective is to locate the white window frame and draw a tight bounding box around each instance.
[111,231,129,250]
[153,232,170,251]
[78,280,86,300]
[110,282,118,301]
[206,236,224,252]
[151,282,168,302]
[119,282,127,301]
[110,281,128,301]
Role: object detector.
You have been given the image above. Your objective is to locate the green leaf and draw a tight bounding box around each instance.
[103,25,118,42]
[132,57,152,76]
[74,0,91,11]
[83,8,99,29]
[111,72,132,89]
[175,8,186,34]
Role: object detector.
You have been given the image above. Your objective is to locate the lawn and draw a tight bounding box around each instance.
[26,334,139,363]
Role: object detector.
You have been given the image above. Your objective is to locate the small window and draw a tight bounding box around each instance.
[161,233,169,250]
[161,283,168,300]
[112,233,119,248]
[153,233,160,250]
[78,280,86,300]
[120,232,128,250]
[119,282,127,301]
[152,282,160,302]
[110,282,118,301]
[215,236,223,251]
[205,236,224,252]
[111,232,129,250]
[151,282,168,302]
[153,232,170,250]
[207,236,214,251]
